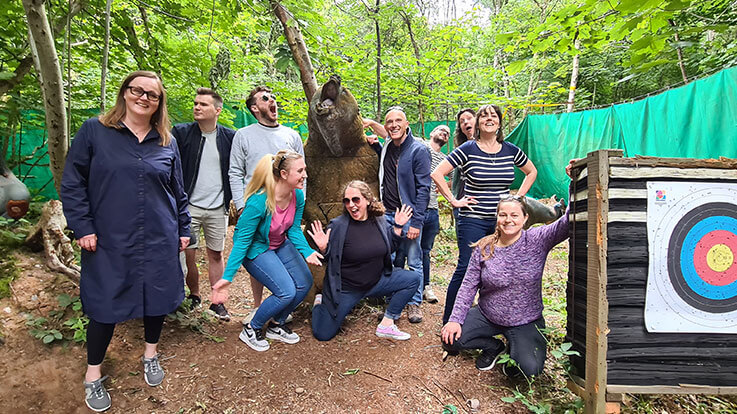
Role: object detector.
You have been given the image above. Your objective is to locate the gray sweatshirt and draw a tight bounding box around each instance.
[228,123,304,210]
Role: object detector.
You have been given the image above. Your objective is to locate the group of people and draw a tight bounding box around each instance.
[61,71,570,412]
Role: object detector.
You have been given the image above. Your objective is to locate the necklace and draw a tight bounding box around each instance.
[478,140,502,164]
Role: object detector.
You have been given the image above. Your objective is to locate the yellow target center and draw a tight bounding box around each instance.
[707,244,734,273]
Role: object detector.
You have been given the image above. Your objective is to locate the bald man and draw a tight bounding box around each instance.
[377,106,431,323]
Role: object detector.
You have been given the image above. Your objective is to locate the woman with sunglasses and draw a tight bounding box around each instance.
[61,71,191,412]
[212,150,321,352]
[308,180,421,341]
[441,195,569,377]
[431,104,538,325]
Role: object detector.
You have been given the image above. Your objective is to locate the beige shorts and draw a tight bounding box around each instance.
[187,204,227,251]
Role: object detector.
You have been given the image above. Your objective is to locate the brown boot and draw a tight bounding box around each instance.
[406,304,423,323]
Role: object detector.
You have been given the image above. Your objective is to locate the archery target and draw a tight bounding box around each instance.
[645,182,737,333]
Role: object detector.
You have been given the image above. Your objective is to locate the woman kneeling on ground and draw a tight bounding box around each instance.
[309,180,421,341]
[441,195,569,378]
[211,150,322,352]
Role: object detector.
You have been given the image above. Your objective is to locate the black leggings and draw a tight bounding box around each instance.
[86,315,166,365]
[443,307,547,378]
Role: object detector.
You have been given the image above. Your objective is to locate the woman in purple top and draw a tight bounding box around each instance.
[441,195,569,378]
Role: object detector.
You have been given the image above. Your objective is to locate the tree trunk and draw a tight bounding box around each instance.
[374,0,382,120]
[522,52,539,118]
[101,0,113,112]
[401,11,425,136]
[270,0,317,101]
[566,33,581,113]
[23,0,68,196]
[669,19,688,84]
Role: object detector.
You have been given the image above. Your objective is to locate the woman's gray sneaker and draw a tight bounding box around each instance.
[142,354,165,386]
[84,375,111,412]
[240,323,270,351]
[266,323,300,344]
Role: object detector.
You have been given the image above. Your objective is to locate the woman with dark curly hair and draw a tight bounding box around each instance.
[309,180,420,341]
[450,108,476,203]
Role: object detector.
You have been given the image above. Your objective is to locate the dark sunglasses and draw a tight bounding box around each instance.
[500,194,523,202]
[126,86,161,102]
[260,93,277,102]
[343,196,362,205]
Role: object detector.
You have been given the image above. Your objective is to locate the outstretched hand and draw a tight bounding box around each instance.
[210,279,231,305]
[307,220,331,252]
[394,204,413,227]
[306,251,324,266]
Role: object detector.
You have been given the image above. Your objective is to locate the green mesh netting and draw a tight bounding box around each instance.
[507,66,737,199]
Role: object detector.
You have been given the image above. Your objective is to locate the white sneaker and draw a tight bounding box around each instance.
[375,323,411,340]
[239,323,270,352]
[423,287,438,304]
[265,323,300,344]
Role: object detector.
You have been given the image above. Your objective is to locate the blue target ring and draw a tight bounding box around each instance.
[679,216,737,301]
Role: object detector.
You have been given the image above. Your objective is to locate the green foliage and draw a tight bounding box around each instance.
[25,315,64,344]
[25,294,89,345]
[166,300,225,343]
[441,404,459,414]
[0,216,30,298]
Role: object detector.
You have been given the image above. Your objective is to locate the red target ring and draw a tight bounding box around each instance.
[693,230,737,287]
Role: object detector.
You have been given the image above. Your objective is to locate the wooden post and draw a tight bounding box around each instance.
[584,149,622,413]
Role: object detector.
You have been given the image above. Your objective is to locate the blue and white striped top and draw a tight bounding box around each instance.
[446,140,529,220]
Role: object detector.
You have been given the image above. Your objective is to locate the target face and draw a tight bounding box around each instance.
[645,182,737,333]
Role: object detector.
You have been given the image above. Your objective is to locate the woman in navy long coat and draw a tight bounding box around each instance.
[61,70,190,412]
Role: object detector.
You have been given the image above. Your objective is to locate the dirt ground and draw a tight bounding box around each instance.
[2,208,731,413]
[0,215,548,414]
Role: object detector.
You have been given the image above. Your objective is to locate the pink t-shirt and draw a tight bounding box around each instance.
[268,191,296,250]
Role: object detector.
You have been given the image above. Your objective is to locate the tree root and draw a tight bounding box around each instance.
[25,200,80,279]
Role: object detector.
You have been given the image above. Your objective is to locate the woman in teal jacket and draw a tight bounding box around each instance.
[212,150,322,352]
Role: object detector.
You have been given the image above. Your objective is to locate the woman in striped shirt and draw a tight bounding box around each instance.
[431,104,537,324]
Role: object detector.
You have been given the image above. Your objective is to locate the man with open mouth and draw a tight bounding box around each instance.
[229,86,305,323]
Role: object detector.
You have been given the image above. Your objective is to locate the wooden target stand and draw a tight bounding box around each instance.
[565,150,737,413]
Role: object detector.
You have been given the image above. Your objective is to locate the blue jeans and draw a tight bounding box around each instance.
[395,208,439,289]
[311,268,420,341]
[244,239,313,329]
[442,215,496,324]
[385,211,423,305]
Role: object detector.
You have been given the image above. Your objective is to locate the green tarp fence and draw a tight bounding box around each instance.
[10,108,456,200]
[507,66,737,200]
[16,66,735,201]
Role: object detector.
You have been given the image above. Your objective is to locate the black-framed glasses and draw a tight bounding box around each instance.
[126,86,161,102]
[343,196,362,206]
[260,93,277,102]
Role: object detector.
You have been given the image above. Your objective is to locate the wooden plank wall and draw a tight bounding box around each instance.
[567,166,588,379]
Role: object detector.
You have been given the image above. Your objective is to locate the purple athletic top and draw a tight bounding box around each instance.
[449,212,570,327]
